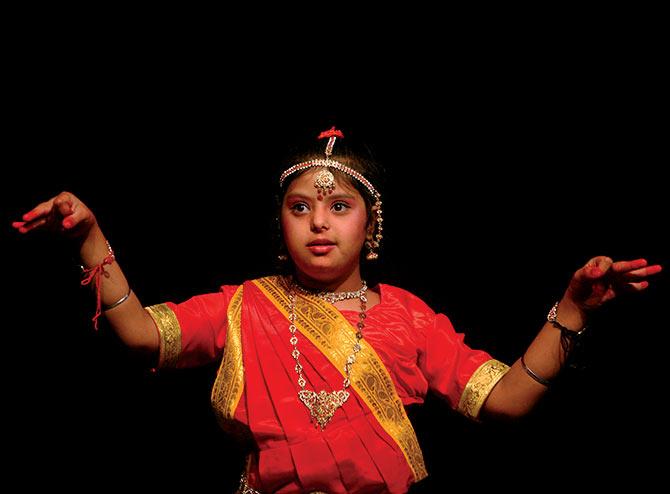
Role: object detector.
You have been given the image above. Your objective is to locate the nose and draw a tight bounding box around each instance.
[310,208,330,232]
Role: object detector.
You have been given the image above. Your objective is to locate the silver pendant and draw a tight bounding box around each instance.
[298,389,350,429]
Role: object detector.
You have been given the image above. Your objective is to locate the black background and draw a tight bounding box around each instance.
[3,16,668,493]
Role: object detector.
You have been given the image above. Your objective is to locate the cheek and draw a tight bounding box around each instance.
[280,214,299,246]
[348,212,370,243]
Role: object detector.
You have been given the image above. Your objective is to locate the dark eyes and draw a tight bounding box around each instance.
[289,202,351,214]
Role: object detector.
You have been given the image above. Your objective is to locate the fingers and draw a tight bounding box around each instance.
[15,217,48,233]
[575,256,613,281]
[600,286,618,303]
[621,281,650,292]
[12,192,82,234]
[619,264,663,281]
[54,196,75,218]
[61,205,88,230]
[612,258,648,274]
[21,199,55,222]
[12,221,27,233]
[579,256,661,281]
[12,199,54,234]
[588,256,614,278]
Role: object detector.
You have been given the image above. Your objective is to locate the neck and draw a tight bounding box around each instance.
[293,267,363,293]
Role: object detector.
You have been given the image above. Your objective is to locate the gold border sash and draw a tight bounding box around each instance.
[211,285,246,425]
[254,276,427,482]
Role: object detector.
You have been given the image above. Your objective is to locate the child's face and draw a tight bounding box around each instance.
[281,169,369,282]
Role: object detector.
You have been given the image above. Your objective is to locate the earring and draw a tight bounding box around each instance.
[365,238,380,260]
[277,254,288,262]
[365,200,383,261]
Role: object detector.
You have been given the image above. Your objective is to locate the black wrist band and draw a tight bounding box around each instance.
[547,301,588,336]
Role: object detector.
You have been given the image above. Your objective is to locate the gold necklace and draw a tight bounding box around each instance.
[288,279,367,429]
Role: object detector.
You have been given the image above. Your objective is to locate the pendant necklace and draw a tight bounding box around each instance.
[288,278,367,429]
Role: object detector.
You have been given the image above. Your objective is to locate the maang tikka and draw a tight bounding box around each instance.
[313,127,341,195]
[279,127,384,260]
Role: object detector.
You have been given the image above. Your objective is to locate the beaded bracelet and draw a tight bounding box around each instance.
[547,301,588,337]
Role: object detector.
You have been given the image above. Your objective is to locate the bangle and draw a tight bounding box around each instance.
[520,355,551,387]
[104,287,132,310]
[547,301,588,337]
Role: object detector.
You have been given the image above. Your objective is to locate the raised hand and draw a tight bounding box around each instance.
[11,191,97,239]
[564,256,662,313]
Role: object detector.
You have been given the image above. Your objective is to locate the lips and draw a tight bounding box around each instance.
[307,239,336,246]
[307,239,336,255]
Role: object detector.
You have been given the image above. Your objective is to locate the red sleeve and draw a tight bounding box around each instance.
[376,285,501,415]
[418,312,495,411]
[149,284,240,368]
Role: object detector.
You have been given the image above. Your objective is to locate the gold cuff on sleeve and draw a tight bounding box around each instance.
[145,303,182,368]
[458,359,510,421]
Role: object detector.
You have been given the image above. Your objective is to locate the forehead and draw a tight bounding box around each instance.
[285,168,363,199]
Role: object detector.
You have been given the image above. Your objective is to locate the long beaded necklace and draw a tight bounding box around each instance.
[288,278,368,430]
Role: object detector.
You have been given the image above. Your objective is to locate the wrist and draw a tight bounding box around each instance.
[554,297,588,334]
[79,224,109,268]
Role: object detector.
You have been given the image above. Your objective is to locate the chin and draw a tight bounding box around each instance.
[296,261,342,280]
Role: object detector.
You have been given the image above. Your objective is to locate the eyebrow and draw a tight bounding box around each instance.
[285,192,357,201]
[329,193,356,201]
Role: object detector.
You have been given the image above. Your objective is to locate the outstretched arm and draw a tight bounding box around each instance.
[481,256,662,419]
[12,192,159,358]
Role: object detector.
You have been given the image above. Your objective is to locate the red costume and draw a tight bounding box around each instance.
[146,277,508,493]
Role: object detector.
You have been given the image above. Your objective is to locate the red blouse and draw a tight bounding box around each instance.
[163,282,494,410]
[149,281,506,493]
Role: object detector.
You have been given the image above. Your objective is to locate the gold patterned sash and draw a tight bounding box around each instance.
[211,285,245,426]
[253,276,427,482]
